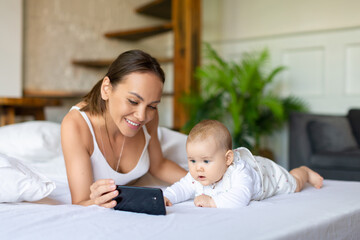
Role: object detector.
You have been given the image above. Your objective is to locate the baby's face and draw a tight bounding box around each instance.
[186,137,230,186]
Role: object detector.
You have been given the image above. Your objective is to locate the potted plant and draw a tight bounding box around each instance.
[181,43,308,158]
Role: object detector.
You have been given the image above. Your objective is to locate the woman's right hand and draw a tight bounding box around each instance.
[89,179,118,208]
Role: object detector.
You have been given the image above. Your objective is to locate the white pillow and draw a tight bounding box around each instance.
[0,153,56,202]
[0,121,62,162]
[158,127,188,170]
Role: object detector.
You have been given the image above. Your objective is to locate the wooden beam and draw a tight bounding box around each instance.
[172,0,201,130]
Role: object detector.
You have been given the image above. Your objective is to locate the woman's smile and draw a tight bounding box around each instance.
[125,118,141,129]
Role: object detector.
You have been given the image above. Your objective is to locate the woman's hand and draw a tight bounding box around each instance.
[89,179,118,208]
[194,194,216,208]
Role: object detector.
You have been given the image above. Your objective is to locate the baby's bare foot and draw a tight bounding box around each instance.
[301,166,323,189]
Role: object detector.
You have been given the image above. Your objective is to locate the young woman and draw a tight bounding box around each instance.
[61,50,187,207]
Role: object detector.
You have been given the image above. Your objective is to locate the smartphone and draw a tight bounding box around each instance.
[113,186,166,215]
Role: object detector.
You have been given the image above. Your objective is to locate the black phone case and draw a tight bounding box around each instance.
[113,186,166,215]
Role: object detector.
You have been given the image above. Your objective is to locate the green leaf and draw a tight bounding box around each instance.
[181,42,309,151]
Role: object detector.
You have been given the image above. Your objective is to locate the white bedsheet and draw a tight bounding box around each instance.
[1,178,359,240]
[0,123,359,239]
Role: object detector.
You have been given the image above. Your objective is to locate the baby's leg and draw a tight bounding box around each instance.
[290,166,323,192]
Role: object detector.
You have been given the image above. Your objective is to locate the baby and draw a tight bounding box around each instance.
[163,120,323,208]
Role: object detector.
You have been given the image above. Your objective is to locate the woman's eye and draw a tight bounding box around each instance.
[148,105,157,110]
[128,99,138,105]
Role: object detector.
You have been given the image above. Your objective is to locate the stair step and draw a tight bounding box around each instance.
[104,23,172,41]
[136,0,171,20]
[72,57,173,68]
[72,59,114,68]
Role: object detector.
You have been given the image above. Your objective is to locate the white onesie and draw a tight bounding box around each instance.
[164,147,297,208]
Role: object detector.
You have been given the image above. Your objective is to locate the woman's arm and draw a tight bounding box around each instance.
[146,113,187,184]
[61,110,117,207]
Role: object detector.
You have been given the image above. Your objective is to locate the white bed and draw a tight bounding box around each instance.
[0,121,359,240]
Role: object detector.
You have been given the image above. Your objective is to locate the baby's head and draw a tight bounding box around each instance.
[186,120,234,186]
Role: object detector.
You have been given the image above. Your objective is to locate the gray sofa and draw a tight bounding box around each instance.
[289,109,360,181]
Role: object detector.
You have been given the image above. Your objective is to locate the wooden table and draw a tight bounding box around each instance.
[0,97,61,126]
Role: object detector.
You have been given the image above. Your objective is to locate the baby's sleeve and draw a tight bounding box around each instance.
[212,167,255,208]
[163,172,195,204]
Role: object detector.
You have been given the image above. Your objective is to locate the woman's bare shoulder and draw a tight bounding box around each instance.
[61,102,87,126]
[62,106,82,127]
[61,105,91,139]
[61,105,94,154]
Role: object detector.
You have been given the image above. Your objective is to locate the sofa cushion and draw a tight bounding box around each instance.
[307,118,358,153]
[347,109,360,145]
[310,149,360,170]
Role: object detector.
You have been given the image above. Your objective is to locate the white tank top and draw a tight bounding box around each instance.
[70,106,151,185]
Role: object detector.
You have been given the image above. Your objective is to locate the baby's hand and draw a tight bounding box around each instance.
[194,194,216,208]
[164,197,172,206]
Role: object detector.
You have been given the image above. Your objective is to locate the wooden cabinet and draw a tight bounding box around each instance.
[0,97,61,126]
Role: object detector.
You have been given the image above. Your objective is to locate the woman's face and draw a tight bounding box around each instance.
[105,72,163,137]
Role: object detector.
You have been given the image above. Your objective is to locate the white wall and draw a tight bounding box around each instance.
[0,0,22,97]
[202,0,360,168]
[219,0,360,41]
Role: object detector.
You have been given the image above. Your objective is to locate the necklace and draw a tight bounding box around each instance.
[98,114,126,173]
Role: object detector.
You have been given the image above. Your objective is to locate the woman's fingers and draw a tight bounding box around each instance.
[88,179,120,207]
[90,179,116,199]
[94,190,119,206]
[100,200,118,209]
[90,179,114,191]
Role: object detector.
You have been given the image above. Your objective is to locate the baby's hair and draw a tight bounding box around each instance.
[187,120,232,152]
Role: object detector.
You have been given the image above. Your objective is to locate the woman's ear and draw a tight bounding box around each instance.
[225,150,234,166]
[100,77,112,100]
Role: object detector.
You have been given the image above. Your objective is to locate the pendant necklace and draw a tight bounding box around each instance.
[98,114,126,173]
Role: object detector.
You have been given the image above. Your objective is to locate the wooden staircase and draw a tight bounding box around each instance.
[71,0,201,130]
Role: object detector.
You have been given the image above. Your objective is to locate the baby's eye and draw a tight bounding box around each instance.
[128,99,138,105]
[189,160,196,163]
[203,160,209,164]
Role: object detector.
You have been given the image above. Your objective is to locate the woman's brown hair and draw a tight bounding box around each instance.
[81,49,165,115]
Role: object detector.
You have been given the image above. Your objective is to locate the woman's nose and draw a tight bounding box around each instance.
[134,107,146,122]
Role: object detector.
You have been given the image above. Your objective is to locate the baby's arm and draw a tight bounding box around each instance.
[212,168,255,208]
[163,172,195,205]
